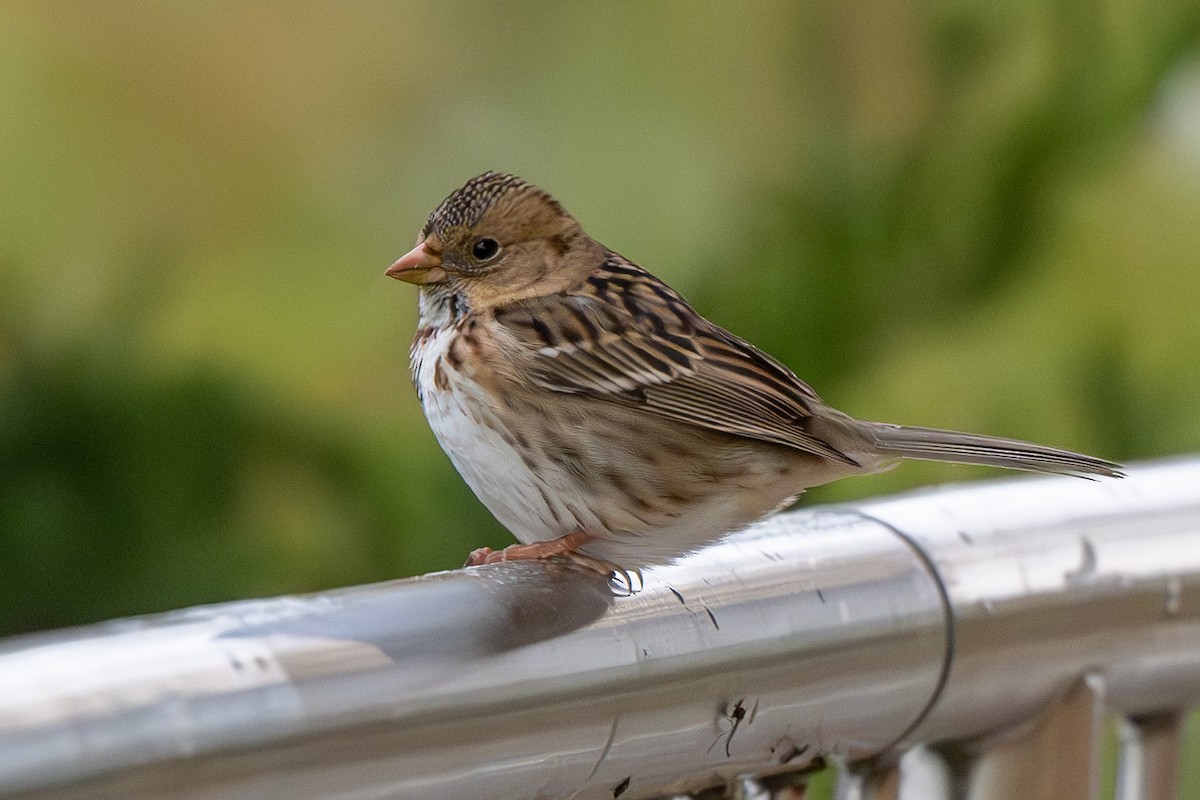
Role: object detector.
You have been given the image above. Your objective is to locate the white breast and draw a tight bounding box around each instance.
[412,325,588,545]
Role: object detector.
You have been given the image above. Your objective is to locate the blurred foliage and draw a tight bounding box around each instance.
[1,0,1199,639]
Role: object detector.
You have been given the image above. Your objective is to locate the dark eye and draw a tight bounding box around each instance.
[472,237,500,261]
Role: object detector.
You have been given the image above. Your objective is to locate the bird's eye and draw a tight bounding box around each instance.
[472,238,500,261]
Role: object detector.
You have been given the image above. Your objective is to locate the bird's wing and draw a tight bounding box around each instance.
[493,254,858,464]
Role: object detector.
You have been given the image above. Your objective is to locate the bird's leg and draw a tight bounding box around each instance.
[464,530,597,567]
[464,532,638,590]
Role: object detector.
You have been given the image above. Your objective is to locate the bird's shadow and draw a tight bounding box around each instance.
[218,559,619,662]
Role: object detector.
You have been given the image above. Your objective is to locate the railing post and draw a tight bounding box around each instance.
[834,757,900,800]
[951,675,1104,800]
[1115,712,1182,800]
[895,746,954,799]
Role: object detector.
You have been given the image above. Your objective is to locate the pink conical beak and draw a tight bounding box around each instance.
[386,241,446,285]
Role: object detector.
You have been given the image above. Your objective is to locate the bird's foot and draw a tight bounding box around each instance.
[464,531,597,567]
[463,532,640,593]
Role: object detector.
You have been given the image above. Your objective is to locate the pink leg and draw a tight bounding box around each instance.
[464,531,597,567]
[464,533,639,591]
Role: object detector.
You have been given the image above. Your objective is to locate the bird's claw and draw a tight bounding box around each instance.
[463,546,497,567]
[462,539,642,594]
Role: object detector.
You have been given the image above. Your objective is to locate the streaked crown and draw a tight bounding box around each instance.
[423,172,565,238]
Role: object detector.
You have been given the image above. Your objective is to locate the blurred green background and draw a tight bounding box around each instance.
[2,0,1199,640]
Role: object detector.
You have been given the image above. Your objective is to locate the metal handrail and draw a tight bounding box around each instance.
[1,458,1197,800]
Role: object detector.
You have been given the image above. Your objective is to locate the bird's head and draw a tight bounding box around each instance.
[387,172,603,308]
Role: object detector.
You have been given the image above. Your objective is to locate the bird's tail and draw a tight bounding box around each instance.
[865,422,1124,479]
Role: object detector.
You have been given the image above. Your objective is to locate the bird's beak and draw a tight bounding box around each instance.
[386,241,446,285]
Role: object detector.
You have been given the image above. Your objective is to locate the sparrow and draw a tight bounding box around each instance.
[387,172,1122,570]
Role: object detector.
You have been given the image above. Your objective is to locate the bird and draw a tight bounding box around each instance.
[386,172,1123,571]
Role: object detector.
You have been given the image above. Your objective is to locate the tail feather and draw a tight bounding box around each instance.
[866,422,1124,479]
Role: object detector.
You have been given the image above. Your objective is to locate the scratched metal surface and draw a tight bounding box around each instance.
[863,457,1200,744]
[1,459,1197,799]
[0,512,944,800]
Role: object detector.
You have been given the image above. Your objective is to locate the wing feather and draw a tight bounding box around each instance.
[494,254,857,465]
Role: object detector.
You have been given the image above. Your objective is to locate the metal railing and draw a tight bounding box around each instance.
[1,458,1198,800]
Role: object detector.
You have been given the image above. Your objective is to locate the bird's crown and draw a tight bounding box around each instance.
[423,172,565,238]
